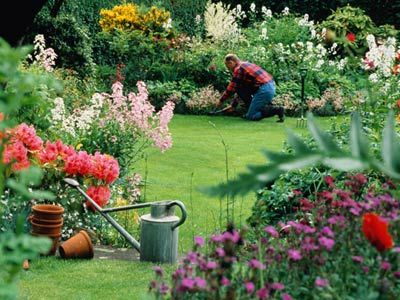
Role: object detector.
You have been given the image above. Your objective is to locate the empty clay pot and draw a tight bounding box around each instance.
[31,231,61,256]
[59,230,94,259]
[32,204,64,221]
[29,215,63,225]
[30,219,63,235]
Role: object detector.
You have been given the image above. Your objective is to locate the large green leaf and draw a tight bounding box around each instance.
[350,112,369,160]
[381,110,400,175]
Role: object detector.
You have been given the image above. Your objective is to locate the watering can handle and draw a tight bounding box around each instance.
[167,201,187,230]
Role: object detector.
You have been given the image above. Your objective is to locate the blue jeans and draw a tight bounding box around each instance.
[244,81,276,120]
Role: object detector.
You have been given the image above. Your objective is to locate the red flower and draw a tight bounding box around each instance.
[86,185,111,211]
[393,64,400,75]
[346,32,356,43]
[362,213,393,252]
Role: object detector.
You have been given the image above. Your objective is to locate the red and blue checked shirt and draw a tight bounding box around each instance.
[220,62,273,104]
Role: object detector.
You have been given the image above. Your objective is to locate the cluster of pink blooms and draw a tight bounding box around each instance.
[27,34,57,72]
[1,121,119,209]
[101,81,175,152]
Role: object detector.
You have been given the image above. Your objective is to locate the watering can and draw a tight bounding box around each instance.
[63,178,187,264]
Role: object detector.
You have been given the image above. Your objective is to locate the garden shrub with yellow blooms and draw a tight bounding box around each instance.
[99,3,172,36]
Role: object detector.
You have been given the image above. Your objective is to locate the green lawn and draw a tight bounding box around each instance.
[18,114,342,300]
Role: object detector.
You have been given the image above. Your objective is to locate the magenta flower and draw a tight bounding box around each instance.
[321,226,334,237]
[215,247,225,257]
[381,261,391,271]
[194,277,206,289]
[393,271,400,279]
[206,261,217,270]
[248,258,266,270]
[256,287,269,299]
[152,266,163,276]
[318,236,335,251]
[271,282,285,290]
[180,278,195,290]
[245,282,255,294]
[265,226,279,238]
[282,293,293,300]
[315,277,329,287]
[194,236,205,247]
[288,249,302,261]
[221,277,230,286]
[351,256,364,263]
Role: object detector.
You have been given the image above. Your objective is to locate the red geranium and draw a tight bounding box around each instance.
[362,213,393,252]
[346,32,356,43]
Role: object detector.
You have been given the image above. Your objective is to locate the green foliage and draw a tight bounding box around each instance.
[0,38,57,300]
[206,111,400,199]
[147,79,197,112]
[319,5,375,56]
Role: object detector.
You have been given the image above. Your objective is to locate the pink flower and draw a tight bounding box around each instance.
[318,236,335,251]
[288,249,302,261]
[282,294,293,300]
[215,247,225,257]
[180,278,195,290]
[221,277,230,286]
[248,258,266,270]
[315,277,329,287]
[351,256,364,263]
[381,261,391,271]
[194,236,204,247]
[194,277,206,289]
[321,226,334,237]
[206,261,217,269]
[271,282,285,290]
[265,225,279,238]
[86,185,111,210]
[245,282,255,294]
[256,287,269,299]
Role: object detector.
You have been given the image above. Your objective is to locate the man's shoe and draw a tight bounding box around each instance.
[276,118,284,123]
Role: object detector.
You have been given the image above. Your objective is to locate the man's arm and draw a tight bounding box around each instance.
[217,67,242,107]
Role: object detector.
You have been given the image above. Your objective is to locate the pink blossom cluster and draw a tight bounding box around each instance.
[2,122,120,209]
[2,123,43,171]
[102,81,175,152]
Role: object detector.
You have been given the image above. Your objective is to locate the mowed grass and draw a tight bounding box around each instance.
[18,114,342,300]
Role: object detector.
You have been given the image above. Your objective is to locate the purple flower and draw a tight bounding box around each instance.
[282,293,293,300]
[265,226,279,238]
[393,247,400,253]
[245,281,255,294]
[210,234,223,243]
[318,236,335,251]
[185,251,198,263]
[256,287,269,299]
[301,236,319,251]
[194,277,206,289]
[351,256,364,263]
[393,271,400,279]
[315,277,329,288]
[381,261,391,271]
[288,249,302,261]
[271,282,285,290]
[206,261,218,270]
[221,277,230,286]
[362,266,369,273]
[321,226,334,237]
[160,283,169,295]
[181,278,195,290]
[152,266,163,276]
[215,247,225,257]
[248,258,266,270]
[194,236,205,247]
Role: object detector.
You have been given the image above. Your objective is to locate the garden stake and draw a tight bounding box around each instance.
[63,178,187,263]
[296,67,308,128]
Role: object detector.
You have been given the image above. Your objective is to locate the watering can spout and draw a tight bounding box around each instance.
[63,178,80,187]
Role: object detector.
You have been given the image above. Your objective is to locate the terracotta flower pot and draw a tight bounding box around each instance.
[59,230,94,259]
[29,215,63,225]
[30,219,63,235]
[31,231,61,256]
[32,204,64,221]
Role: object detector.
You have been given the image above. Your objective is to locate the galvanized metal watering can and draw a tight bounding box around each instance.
[64,178,187,264]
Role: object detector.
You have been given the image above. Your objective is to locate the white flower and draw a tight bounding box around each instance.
[195,14,202,24]
[261,28,268,40]
[162,18,172,30]
[282,7,289,16]
[369,73,379,83]
[250,3,256,13]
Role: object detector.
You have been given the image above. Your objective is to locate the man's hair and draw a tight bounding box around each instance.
[224,53,240,63]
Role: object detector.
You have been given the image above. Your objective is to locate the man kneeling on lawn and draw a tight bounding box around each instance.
[216,53,284,122]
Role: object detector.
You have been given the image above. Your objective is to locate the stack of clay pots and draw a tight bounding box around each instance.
[30,204,64,255]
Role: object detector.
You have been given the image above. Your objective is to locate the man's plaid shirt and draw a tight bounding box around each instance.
[220,62,273,104]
